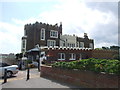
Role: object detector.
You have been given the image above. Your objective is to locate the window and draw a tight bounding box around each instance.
[80,42,84,48]
[22,40,25,48]
[50,30,58,38]
[58,53,65,60]
[63,43,65,46]
[22,39,26,49]
[89,43,93,49]
[72,44,75,47]
[69,53,76,60]
[79,54,82,60]
[47,40,56,47]
[77,42,79,47]
[68,43,69,47]
[41,28,45,40]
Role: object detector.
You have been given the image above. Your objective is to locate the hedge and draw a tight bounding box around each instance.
[52,58,120,74]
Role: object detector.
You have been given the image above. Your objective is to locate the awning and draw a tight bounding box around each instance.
[27,47,40,53]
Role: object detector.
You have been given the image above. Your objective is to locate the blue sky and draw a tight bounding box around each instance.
[0,0,119,54]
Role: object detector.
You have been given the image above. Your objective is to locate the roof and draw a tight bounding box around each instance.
[27,47,40,52]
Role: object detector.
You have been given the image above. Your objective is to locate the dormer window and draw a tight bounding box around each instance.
[50,30,58,38]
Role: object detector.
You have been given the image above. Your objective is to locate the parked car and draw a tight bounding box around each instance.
[0,62,19,77]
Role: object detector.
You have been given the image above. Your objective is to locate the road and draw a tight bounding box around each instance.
[1,68,80,88]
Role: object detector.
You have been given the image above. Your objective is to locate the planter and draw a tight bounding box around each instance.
[40,65,119,88]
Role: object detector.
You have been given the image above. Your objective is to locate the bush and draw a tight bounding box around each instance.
[52,58,120,75]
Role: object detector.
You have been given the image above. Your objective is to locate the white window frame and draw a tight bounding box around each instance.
[79,54,82,60]
[77,42,79,47]
[89,43,93,49]
[41,28,45,40]
[22,39,26,49]
[22,39,26,52]
[69,53,76,60]
[47,40,56,47]
[50,30,58,38]
[58,53,65,60]
[80,42,84,48]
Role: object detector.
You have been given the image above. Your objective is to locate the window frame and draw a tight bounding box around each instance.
[69,53,76,60]
[58,53,65,60]
[79,54,82,60]
[41,28,45,40]
[47,40,56,47]
[22,39,26,49]
[50,30,58,38]
[89,43,93,49]
[80,42,84,48]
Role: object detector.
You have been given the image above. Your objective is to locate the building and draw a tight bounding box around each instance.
[60,33,94,49]
[21,22,94,54]
[60,34,77,48]
[0,53,16,65]
[21,22,119,63]
[21,22,62,53]
[40,47,118,64]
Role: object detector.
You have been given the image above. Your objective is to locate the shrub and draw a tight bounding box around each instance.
[52,58,120,75]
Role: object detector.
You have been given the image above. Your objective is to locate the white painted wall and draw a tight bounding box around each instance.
[60,34,77,47]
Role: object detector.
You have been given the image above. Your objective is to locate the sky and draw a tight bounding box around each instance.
[0,0,119,54]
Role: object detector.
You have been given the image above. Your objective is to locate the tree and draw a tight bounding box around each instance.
[15,53,23,59]
[102,47,109,50]
[110,46,120,50]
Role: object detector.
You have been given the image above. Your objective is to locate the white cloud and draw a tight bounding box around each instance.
[1,0,118,54]
[0,22,23,54]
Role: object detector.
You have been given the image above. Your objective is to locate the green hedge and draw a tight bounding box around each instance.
[52,58,120,74]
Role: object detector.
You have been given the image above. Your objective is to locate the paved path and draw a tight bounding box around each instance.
[0,68,40,83]
[1,68,80,89]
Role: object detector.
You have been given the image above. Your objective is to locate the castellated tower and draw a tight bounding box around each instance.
[21,22,62,52]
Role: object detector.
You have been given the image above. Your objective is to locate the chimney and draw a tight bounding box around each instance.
[84,33,88,38]
[59,22,62,34]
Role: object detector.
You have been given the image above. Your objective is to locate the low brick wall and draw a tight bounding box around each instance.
[40,65,119,88]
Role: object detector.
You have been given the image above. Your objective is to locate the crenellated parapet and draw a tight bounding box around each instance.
[24,21,62,31]
[40,46,93,51]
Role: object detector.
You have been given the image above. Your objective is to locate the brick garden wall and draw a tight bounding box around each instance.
[40,65,119,88]
[91,50,118,59]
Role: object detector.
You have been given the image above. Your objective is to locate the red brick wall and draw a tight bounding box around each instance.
[45,48,92,62]
[91,50,118,59]
[40,66,119,88]
[43,48,118,63]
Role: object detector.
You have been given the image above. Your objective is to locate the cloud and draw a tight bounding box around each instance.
[1,0,118,54]
[0,22,23,54]
[37,0,118,48]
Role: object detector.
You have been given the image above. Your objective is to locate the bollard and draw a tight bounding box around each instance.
[26,67,30,80]
[38,60,40,72]
[4,69,7,83]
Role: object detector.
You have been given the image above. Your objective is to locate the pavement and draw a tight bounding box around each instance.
[0,68,81,89]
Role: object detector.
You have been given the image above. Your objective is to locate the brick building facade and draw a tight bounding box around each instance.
[40,47,118,63]
[21,22,119,63]
[22,22,62,53]
[21,22,94,53]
